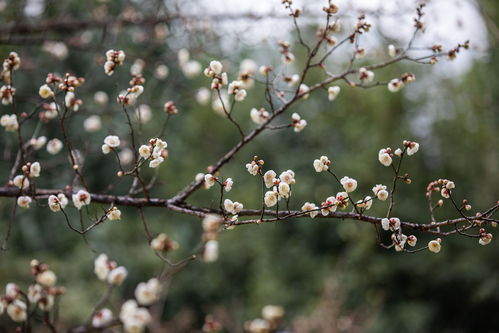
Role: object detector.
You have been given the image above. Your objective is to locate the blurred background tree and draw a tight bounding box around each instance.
[0,0,497,332]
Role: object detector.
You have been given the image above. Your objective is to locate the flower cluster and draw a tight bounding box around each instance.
[1,51,21,84]
[320,192,349,216]
[328,86,340,101]
[291,113,307,132]
[204,60,228,90]
[263,169,296,207]
[250,108,270,125]
[224,199,244,215]
[313,155,331,172]
[48,193,69,212]
[0,114,18,132]
[246,156,265,176]
[163,100,178,115]
[138,138,168,168]
[378,140,419,167]
[94,254,128,285]
[119,299,151,333]
[0,260,64,323]
[117,74,145,106]
[372,184,389,201]
[228,80,247,102]
[135,278,162,305]
[387,73,416,93]
[102,135,121,154]
[358,67,375,83]
[104,49,126,75]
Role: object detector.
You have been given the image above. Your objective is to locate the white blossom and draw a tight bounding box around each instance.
[428,239,442,253]
[372,184,389,201]
[250,108,269,125]
[47,138,63,155]
[38,84,54,99]
[264,189,279,207]
[92,308,113,328]
[327,86,341,101]
[340,176,357,193]
[94,254,113,281]
[149,156,164,168]
[30,162,41,177]
[72,189,91,210]
[291,113,307,132]
[7,300,27,322]
[104,135,120,148]
[406,142,419,156]
[279,170,295,185]
[48,194,68,212]
[301,202,319,218]
[388,79,404,93]
[313,156,330,172]
[17,196,32,208]
[278,182,291,198]
[0,114,18,132]
[357,196,373,210]
[263,170,277,188]
[135,278,162,306]
[388,44,397,58]
[203,240,219,263]
[13,175,29,189]
[36,270,57,288]
[209,60,223,75]
[204,174,216,189]
[321,196,338,216]
[138,145,152,159]
[224,199,243,215]
[107,207,121,221]
[262,305,285,322]
[119,300,151,333]
[224,178,233,192]
[378,148,392,167]
[299,84,310,99]
[107,266,128,285]
[359,67,374,83]
[381,217,401,231]
[30,136,47,150]
[246,162,260,176]
[407,235,417,247]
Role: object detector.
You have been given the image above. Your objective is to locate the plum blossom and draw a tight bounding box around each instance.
[72,189,91,210]
[250,108,269,125]
[224,199,243,215]
[48,194,68,212]
[313,156,330,172]
[378,148,392,167]
[328,86,340,101]
[203,240,219,263]
[291,113,307,132]
[340,176,357,193]
[301,202,319,218]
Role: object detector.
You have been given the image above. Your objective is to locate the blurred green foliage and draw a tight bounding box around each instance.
[0,0,498,332]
